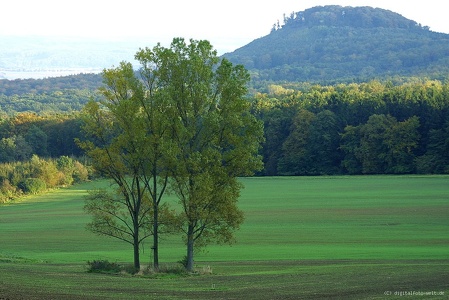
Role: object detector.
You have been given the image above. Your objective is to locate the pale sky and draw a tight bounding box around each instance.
[1,0,448,54]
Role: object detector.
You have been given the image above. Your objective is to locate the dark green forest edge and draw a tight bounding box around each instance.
[1,5,449,202]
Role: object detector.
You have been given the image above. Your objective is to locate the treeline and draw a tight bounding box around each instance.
[1,79,449,177]
[0,73,102,96]
[0,90,99,116]
[0,155,90,203]
[254,79,449,175]
[279,6,427,31]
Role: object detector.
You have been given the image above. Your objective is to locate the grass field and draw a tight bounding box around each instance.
[0,176,448,299]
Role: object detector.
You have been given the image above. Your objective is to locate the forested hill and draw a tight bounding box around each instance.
[224,5,449,83]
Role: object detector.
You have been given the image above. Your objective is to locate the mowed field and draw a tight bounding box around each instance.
[0,176,448,299]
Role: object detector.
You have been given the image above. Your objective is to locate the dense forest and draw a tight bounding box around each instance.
[225,6,449,83]
[1,79,448,177]
[255,79,449,175]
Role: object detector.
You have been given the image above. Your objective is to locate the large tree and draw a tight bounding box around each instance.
[136,38,264,271]
[81,38,263,272]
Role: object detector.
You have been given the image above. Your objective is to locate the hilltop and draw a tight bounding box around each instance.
[224,5,449,83]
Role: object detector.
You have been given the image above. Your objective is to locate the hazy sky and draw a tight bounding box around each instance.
[2,0,448,54]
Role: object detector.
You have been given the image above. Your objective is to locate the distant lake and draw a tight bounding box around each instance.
[0,68,103,80]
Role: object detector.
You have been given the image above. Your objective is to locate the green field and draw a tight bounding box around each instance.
[1,176,448,299]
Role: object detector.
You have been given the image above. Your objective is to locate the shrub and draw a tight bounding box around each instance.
[11,164,31,186]
[86,260,121,273]
[72,161,89,182]
[19,178,47,194]
[30,156,60,188]
[121,264,139,275]
[0,179,18,203]
[145,263,188,276]
[56,156,74,185]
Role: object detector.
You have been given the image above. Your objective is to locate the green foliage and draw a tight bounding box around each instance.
[29,155,60,188]
[56,156,75,185]
[24,125,48,156]
[83,189,153,247]
[0,135,32,163]
[2,76,449,176]
[0,73,102,117]
[19,178,47,194]
[341,114,420,174]
[0,179,19,203]
[278,109,315,175]
[278,109,342,175]
[72,160,89,182]
[281,5,425,30]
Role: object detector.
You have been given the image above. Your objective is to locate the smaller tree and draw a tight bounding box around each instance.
[78,95,152,270]
[79,62,177,270]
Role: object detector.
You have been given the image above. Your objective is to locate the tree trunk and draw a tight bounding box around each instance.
[186,225,195,272]
[152,206,159,271]
[133,232,140,271]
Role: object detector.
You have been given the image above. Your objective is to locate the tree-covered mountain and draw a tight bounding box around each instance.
[2,5,449,117]
[224,5,449,83]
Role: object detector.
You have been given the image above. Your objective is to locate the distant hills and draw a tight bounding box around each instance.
[0,36,142,79]
[2,5,449,84]
[224,5,449,83]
